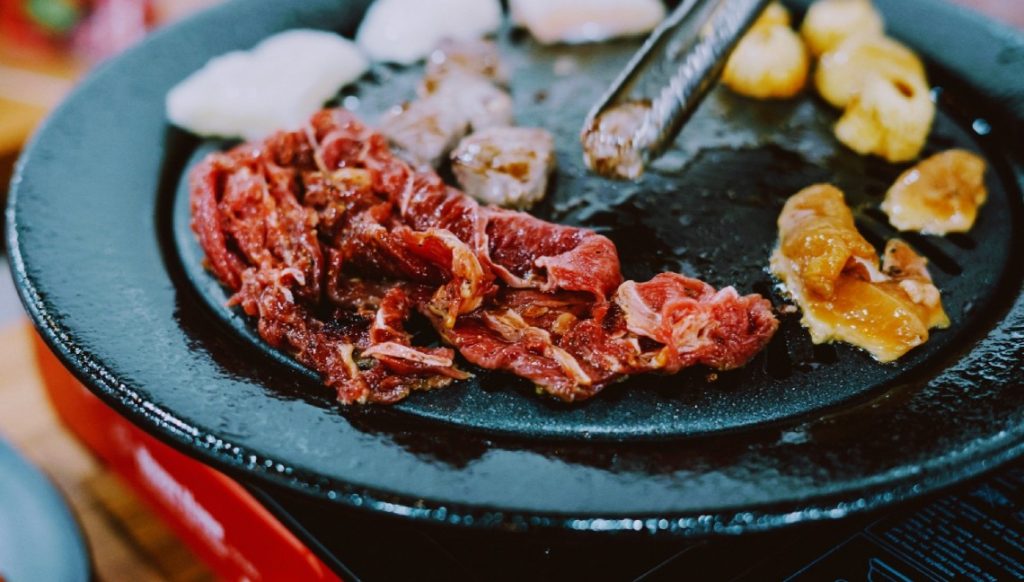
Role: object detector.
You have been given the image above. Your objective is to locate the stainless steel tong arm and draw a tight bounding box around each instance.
[581,0,771,179]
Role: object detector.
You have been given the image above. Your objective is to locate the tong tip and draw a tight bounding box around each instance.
[580,100,652,180]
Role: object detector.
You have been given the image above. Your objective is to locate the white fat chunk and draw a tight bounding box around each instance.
[356,0,502,64]
[510,0,665,44]
[166,29,368,140]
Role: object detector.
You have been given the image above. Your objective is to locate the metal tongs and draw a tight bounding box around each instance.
[582,0,772,179]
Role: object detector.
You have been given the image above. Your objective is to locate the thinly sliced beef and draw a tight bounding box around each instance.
[191,108,778,404]
[615,273,780,372]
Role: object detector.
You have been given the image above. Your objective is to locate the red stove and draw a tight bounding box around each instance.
[33,332,1024,581]
[33,333,340,581]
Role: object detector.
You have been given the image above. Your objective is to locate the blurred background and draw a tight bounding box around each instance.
[0,0,1020,580]
[1,3,225,579]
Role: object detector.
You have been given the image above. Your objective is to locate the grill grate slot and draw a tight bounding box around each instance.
[854,217,890,252]
[945,233,977,250]
[764,331,794,379]
[898,233,963,276]
[857,209,964,276]
[862,206,893,225]
[812,344,839,365]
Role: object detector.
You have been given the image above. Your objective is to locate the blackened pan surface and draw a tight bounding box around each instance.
[9,0,1024,535]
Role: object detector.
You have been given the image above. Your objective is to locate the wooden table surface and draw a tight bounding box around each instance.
[0,2,1019,581]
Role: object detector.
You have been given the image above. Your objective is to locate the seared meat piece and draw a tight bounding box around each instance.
[800,0,883,57]
[422,38,508,95]
[721,3,808,100]
[814,34,934,162]
[380,78,513,167]
[581,100,649,180]
[379,97,470,168]
[380,39,513,168]
[441,74,514,132]
[451,126,555,208]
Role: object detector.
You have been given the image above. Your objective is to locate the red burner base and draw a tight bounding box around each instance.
[33,333,341,582]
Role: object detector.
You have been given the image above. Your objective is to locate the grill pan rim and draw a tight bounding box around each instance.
[7,0,1024,535]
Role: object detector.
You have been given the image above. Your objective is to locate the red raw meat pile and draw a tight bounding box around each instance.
[191,109,778,404]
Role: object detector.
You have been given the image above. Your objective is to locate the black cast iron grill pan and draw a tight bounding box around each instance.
[9,0,1024,536]
[173,3,1020,442]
